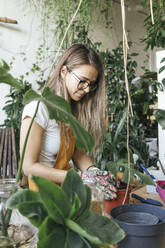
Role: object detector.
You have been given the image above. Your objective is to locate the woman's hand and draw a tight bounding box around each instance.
[79,167,118,200]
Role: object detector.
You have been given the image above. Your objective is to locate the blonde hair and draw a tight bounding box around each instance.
[47,44,106,153]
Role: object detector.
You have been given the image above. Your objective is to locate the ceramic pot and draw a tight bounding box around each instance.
[110,203,165,248]
[104,186,131,214]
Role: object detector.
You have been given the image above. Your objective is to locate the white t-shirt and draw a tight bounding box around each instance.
[22,101,60,167]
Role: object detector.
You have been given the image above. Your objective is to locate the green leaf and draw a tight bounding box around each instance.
[42,88,94,153]
[159,65,165,74]
[6,189,41,209]
[66,230,93,248]
[160,57,165,64]
[65,219,104,246]
[38,217,91,248]
[31,176,71,224]
[22,89,41,105]
[154,109,165,129]
[68,193,81,219]
[114,107,128,144]
[38,216,67,248]
[162,78,165,88]
[17,201,48,227]
[78,212,125,245]
[42,87,72,116]
[135,171,156,186]
[0,60,21,89]
[62,169,91,220]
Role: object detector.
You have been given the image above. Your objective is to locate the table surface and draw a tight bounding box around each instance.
[129,185,165,207]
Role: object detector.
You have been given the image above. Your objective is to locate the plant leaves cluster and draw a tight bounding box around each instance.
[106,159,155,186]
[97,42,160,172]
[6,169,125,248]
[141,1,165,50]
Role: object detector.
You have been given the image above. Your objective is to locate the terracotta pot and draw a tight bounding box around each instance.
[104,186,131,214]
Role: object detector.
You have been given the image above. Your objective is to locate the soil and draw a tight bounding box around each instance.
[160,184,165,189]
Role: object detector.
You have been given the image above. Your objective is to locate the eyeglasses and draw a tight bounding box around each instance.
[70,70,98,92]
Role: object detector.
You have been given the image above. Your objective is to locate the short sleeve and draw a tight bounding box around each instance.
[22,101,49,129]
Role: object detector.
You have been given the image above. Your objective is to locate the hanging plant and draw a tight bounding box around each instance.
[141,0,165,50]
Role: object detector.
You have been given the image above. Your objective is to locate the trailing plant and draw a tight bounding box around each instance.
[141,0,165,50]
[6,169,125,248]
[27,0,113,49]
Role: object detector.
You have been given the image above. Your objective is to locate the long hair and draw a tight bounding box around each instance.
[47,44,106,153]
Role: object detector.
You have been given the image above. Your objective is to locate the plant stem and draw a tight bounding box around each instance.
[16,101,40,184]
[65,219,103,246]
[1,101,40,242]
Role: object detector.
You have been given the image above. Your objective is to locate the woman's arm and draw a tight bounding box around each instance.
[20,117,67,184]
[72,148,94,172]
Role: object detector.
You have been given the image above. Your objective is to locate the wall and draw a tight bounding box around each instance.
[0,0,45,124]
[91,0,147,75]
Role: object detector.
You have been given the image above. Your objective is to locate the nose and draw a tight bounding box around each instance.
[83,85,90,94]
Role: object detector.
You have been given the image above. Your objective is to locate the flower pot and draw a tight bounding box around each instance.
[157,180,165,203]
[110,203,165,248]
[104,186,131,214]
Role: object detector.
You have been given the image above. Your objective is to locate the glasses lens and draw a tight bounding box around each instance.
[78,81,97,91]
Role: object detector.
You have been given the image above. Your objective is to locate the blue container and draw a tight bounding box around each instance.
[110,203,165,248]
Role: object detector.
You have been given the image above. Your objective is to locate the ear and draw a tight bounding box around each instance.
[60,65,67,79]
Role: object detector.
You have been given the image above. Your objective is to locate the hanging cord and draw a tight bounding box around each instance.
[44,0,83,87]
[121,0,132,204]
[150,0,154,25]
[122,104,131,204]
[121,0,133,116]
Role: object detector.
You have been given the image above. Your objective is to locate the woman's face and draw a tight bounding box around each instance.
[61,64,98,101]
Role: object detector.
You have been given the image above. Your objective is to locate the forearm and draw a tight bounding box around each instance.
[23,161,67,184]
[72,148,94,172]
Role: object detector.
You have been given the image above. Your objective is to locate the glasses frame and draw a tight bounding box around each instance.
[70,70,98,92]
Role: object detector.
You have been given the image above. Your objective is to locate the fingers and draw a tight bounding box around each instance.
[96,183,117,200]
[80,169,118,200]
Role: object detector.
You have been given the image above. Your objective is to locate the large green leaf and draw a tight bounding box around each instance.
[22,87,94,153]
[154,109,165,129]
[38,216,91,248]
[37,216,67,248]
[66,230,93,248]
[42,88,94,152]
[114,107,128,144]
[31,176,72,224]
[17,201,48,227]
[22,89,41,105]
[62,169,91,220]
[68,193,81,219]
[0,60,21,89]
[78,212,125,245]
[6,189,41,209]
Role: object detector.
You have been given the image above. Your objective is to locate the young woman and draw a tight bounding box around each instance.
[20,43,117,199]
